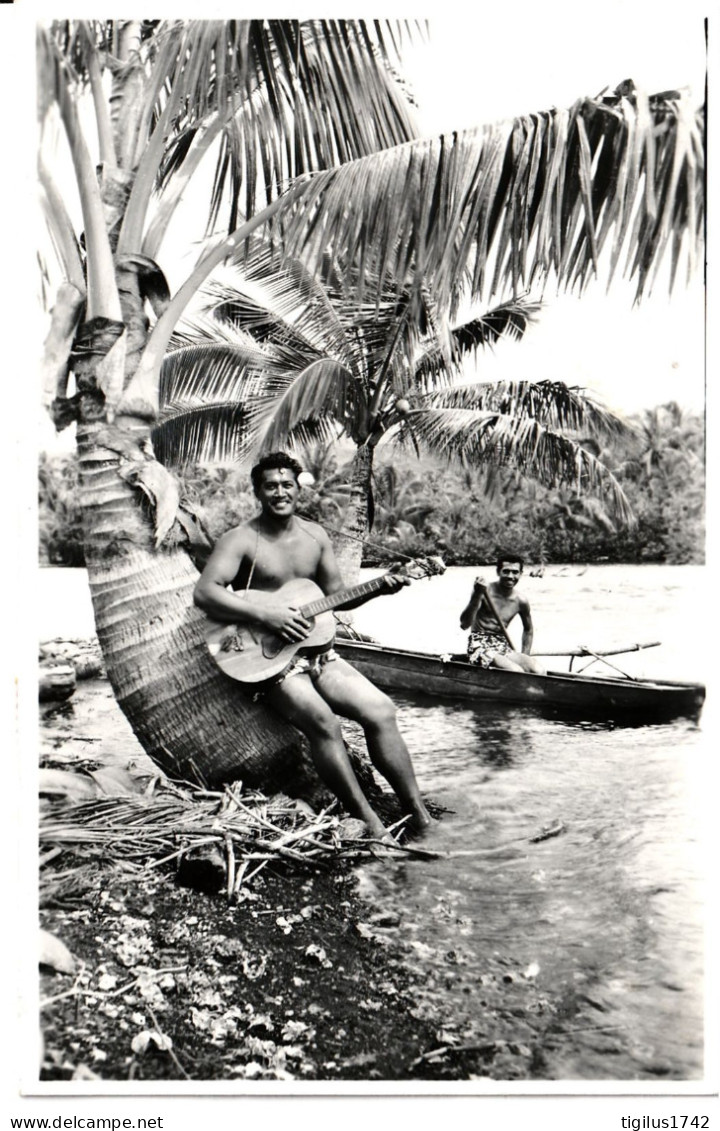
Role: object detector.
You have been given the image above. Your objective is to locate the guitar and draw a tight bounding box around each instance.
[205,556,445,684]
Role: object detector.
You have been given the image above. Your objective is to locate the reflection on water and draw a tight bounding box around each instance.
[345,694,705,1080]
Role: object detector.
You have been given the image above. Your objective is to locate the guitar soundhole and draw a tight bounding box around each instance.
[262,635,286,660]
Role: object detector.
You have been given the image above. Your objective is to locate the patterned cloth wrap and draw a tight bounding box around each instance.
[252,646,339,701]
[467,630,511,669]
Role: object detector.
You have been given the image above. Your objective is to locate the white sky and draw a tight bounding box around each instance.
[403,9,707,133]
[399,7,708,416]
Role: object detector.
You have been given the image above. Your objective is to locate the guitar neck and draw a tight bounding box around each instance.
[300,574,389,618]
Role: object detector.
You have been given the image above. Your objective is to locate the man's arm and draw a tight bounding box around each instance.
[193,529,272,624]
[193,530,312,641]
[459,577,484,630]
[519,598,534,654]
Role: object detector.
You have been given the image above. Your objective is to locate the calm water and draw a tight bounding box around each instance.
[350,564,709,1080]
[39,565,710,1081]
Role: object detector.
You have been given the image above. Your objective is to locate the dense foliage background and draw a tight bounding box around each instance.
[39,401,704,569]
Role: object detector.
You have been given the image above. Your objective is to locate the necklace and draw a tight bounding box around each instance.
[245,521,260,593]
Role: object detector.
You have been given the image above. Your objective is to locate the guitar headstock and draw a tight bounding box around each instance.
[390,556,446,582]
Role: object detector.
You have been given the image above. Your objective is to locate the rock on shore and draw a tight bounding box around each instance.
[39,638,104,701]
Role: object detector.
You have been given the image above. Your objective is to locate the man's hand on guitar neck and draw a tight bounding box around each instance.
[379,573,411,595]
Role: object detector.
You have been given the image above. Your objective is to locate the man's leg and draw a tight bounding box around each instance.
[490,652,525,672]
[492,651,546,674]
[263,673,388,839]
[315,658,432,832]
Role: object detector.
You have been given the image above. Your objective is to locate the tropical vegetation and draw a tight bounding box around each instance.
[38,18,704,793]
[40,400,705,569]
[155,257,636,579]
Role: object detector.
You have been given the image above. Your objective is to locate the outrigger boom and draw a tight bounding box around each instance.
[531,641,660,658]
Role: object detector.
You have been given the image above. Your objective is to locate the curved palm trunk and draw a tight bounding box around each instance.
[76,417,326,797]
[67,220,325,793]
[69,257,325,796]
[57,101,336,803]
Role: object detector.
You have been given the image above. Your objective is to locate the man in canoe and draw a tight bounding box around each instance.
[193,451,432,846]
[460,553,546,674]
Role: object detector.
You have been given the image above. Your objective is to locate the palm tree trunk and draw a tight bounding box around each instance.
[67,210,323,793]
[62,158,333,801]
[75,416,326,797]
[44,21,395,807]
[331,444,374,584]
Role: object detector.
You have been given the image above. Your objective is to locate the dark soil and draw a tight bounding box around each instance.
[40,854,494,1083]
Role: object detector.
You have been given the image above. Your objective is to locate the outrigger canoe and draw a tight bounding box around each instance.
[335,639,705,723]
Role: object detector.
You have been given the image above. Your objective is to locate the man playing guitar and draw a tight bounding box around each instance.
[193,451,432,845]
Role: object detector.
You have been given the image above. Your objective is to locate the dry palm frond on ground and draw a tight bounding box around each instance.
[40,769,438,906]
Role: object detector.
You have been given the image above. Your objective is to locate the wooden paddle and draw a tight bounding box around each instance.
[475,578,515,649]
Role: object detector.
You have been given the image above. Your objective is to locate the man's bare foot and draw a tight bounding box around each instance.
[363,813,392,842]
[405,800,435,835]
[368,832,401,860]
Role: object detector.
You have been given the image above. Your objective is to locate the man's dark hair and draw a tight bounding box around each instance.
[495,551,524,571]
[250,451,303,494]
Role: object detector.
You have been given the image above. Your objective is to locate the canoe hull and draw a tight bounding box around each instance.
[336,641,705,722]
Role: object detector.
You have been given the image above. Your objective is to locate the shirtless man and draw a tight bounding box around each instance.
[459,553,545,674]
[194,451,431,843]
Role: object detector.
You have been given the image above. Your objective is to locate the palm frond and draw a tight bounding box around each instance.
[151,401,249,466]
[278,90,704,310]
[270,417,346,456]
[421,380,634,442]
[453,297,542,350]
[207,251,350,361]
[159,338,272,406]
[386,407,634,524]
[44,19,422,263]
[149,19,420,226]
[412,296,542,390]
[205,255,447,404]
[140,87,704,399]
[247,359,366,451]
[160,325,365,462]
